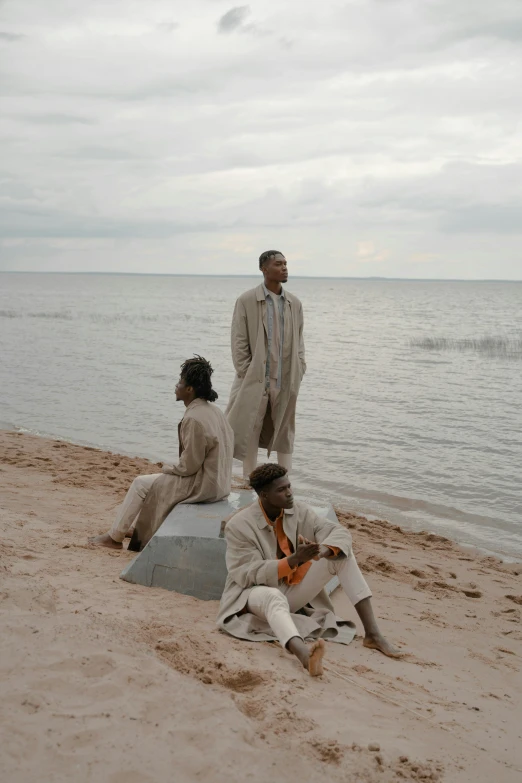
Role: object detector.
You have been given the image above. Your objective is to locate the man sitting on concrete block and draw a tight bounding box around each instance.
[89,356,234,551]
[217,464,401,676]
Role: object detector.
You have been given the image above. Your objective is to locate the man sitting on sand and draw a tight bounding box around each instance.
[90,356,234,550]
[217,464,401,676]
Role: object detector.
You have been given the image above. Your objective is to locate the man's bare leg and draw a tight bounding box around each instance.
[287,636,325,676]
[88,533,122,550]
[354,597,402,658]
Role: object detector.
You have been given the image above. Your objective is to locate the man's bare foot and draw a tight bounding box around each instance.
[88,533,122,549]
[363,634,402,658]
[286,636,326,676]
[307,638,326,676]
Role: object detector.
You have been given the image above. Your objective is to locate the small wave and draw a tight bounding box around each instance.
[87,313,160,324]
[0,310,74,320]
[0,310,160,324]
[410,334,522,359]
[29,311,74,320]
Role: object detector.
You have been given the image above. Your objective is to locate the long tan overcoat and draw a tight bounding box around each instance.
[225,283,306,459]
[216,500,357,644]
[130,399,234,550]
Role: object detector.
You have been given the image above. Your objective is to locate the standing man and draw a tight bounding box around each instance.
[89,356,234,551]
[226,250,306,478]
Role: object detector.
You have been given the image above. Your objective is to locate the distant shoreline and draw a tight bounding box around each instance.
[1,271,521,283]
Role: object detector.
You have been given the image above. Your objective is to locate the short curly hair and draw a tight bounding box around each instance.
[249,463,288,494]
[259,250,284,270]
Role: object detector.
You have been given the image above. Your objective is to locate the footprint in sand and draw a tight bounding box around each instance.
[0,583,56,614]
[220,669,266,693]
[462,589,482,598]
[46,653,116,679]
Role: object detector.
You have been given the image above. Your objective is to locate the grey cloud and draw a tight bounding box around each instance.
[241,23,270,38]
[55,146,146,161]
[440,19,522,45]
[124,74,227,100]
[20,113,96,125]
[440,204,522,234]
[156,22,179,33]
[218,6,250,33]
[468,19,522,42]
[0,31,25,41]
[353,161,522,237]
[216,5,289,45]
[0,203,218,239]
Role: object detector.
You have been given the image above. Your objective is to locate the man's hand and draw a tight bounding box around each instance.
[161,463,174,474]
[298,537,343,561]
[287,535,320,568]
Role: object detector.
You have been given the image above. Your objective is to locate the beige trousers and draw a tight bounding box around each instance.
[246,554,372,648]
[109,473,162,543]
[242,378,292,478]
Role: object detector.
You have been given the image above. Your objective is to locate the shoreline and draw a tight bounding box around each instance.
[3,423,520,563]
[1,429,521,781]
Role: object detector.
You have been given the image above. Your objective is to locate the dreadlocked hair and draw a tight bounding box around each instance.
[180,355,218,402]
[259,250,284,270]
[249,463,288,494]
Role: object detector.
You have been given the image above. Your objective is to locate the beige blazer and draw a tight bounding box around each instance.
[225,283,306,459]
[217,500,356,644]
[132,399,234,549]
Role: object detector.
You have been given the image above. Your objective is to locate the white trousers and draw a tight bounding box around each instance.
[242,378,292,478]
[246,554,372,649]
[109,473,162,543]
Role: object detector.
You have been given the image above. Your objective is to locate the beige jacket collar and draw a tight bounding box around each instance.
[254,501,296,543]
[262,283,286,300]
[184,398,207,413]
[255,282,292,304]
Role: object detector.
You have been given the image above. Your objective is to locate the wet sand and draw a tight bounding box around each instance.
[1,430,521,782]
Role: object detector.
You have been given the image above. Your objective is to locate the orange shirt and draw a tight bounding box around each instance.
[259,501,339,585]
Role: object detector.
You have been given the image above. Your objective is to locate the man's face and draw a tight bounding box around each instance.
[262,475,294,509]
[175,377,191,402]
[263,253,288,284]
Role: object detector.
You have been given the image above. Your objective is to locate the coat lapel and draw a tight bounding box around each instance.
[282,507,298,550]
[262,299,268,337]
[255,283,268,337]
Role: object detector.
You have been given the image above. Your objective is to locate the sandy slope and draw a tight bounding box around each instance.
[1,430,521,783]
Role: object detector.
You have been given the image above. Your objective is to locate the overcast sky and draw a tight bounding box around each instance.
[1,0,521,278]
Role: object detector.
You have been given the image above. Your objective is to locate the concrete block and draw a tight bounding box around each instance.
[120,490,341,600]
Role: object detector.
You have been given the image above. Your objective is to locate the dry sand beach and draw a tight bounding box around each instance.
[1,430,521,782]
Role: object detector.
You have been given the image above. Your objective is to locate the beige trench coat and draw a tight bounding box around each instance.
[129,399,234,551]
[216,501,357,644]
[225,283,306,459]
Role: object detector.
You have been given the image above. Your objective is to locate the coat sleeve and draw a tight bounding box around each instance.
[164,418,207,477]
[225,523,279,589]
[298,301,306,374]
[305,508,353,557]
[231,298,251,378]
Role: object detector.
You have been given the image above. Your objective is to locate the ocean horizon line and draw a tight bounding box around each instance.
[1,271,521,283]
